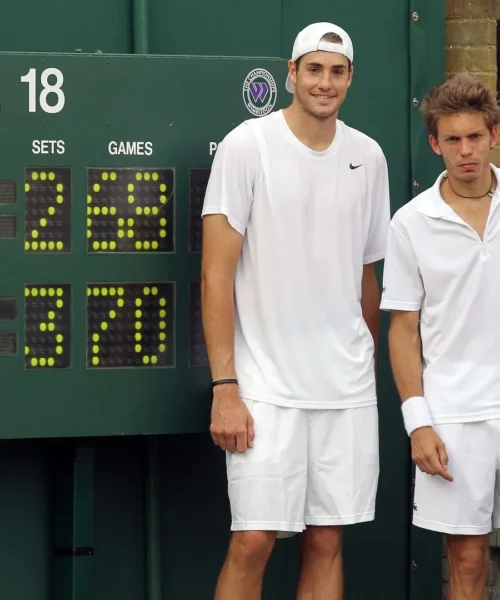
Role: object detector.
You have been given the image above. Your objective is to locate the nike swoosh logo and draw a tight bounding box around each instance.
[350,163,363,170]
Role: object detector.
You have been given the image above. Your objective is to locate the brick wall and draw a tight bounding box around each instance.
[445,0,499,163]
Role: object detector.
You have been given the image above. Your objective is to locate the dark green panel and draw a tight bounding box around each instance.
[0,442,52,600]
[148,0,282,56]
[0,0,131,54]
[52,446,95,600]
[93,438,146,600]
[408,0,446,598]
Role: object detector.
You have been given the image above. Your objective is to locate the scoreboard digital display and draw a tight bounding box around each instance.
[24,284,71,368]
[87,168,174,253]
[0,52,288,437]
[86,282,174,368]
[25,168,71,253]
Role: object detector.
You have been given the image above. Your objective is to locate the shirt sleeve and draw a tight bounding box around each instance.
[363,149,391,264]
[380,219,424,311]
[201,124,260,236]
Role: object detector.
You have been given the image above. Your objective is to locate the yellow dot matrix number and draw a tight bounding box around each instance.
[88,283,169,368]
[26,285,68,368]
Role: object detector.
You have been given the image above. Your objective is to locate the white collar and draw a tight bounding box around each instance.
[416,164,500,219]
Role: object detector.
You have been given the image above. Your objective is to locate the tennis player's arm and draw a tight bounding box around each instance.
[201,215,243,381]
[388,310,423,400]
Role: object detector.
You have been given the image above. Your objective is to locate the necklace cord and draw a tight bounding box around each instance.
[446,174,495,199]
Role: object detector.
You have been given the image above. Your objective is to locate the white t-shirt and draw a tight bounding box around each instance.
[202,110,390,409]
[380,166,500,424]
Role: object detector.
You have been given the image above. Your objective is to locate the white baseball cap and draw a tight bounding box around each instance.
[286,22,354,93]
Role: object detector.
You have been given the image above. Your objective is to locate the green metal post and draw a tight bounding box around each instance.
[145,436,162,600]
[53,445,95,600]
[132,0,149,54]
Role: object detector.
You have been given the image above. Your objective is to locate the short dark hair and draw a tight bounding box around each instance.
[295,32,352,71]
[421,73,500,137]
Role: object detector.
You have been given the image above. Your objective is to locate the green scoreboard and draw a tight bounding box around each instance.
[0,53,288,438]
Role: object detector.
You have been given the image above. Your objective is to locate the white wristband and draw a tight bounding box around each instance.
[401,396,433,436]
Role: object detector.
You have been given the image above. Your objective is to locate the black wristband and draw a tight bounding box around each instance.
[212,378,238,388]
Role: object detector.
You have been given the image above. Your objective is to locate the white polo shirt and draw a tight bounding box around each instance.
[202,110,390,409]
[380,165,500,424]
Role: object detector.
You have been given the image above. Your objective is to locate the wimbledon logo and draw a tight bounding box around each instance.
[243,69,277,117]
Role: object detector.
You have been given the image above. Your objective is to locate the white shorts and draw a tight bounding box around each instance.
[226,399,379,535]
[414,419,500,535]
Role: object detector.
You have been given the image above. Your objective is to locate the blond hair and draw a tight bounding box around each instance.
[421,73,500,137]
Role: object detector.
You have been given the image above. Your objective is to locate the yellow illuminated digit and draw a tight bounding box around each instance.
[28,286,67,368]
[26,171,67,252]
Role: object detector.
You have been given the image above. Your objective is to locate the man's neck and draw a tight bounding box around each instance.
[282,102,338,152]
[445,167,494,200]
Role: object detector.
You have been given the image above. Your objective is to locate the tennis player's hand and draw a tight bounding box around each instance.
[210,385,255,453]
[411,427,454,482]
